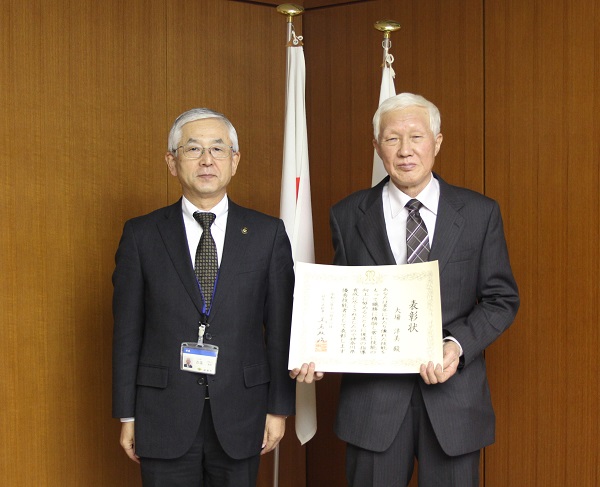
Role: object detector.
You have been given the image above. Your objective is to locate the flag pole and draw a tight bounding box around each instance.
[371,20,401,187]
[275,8,305,487]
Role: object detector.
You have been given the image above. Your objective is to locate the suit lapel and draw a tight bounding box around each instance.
[356,178,397,265]
[206,200,250,320]
[429,175,465,274]
[156,199,204,314]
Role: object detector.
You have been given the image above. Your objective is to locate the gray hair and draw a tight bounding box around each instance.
[373,93,441,140]
[167,108,239,153]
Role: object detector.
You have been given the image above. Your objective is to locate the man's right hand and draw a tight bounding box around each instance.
[290,362,324,384]
[120,421,140,464]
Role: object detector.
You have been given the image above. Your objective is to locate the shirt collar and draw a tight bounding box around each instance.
[181,194,229,232]
[387,174,439,218]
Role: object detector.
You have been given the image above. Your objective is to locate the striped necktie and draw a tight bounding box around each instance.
[405,199,430,264]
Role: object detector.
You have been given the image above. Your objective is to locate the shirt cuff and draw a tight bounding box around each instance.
[120,417,135,422]
[443,337,463,357]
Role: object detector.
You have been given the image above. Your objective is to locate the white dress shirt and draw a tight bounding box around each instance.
[383,175,439,265]
[181,194,228,268]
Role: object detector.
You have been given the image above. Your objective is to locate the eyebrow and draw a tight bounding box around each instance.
[185,137,226,145]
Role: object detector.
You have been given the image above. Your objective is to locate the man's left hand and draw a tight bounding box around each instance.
[261,414,286,455]
[420,340,460,385]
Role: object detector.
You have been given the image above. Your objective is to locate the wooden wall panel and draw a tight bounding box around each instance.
[485,0,600,485]
[0,0,167,485]
[1,0,305,485]
[304,1,484,485]
[484,2,542,484]
[563,3,600,483]
[165,0,289,218]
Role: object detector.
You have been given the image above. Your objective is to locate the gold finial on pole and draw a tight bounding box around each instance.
[277,4,304,23]
[277,4,304,45]
[374,20,401,39]
[374,20,401,67]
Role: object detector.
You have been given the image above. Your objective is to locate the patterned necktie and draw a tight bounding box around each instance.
[406,199,430,264]
[193,211,218,310]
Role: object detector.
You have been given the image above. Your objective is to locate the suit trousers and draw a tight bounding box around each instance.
[140,399,261,487]
[346,382,480,487]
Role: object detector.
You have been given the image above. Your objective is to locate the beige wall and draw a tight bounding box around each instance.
[1,0,598,486]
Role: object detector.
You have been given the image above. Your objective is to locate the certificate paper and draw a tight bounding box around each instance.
[288,261,443,373]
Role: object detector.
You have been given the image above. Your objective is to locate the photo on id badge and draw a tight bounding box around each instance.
[180,342,219,375]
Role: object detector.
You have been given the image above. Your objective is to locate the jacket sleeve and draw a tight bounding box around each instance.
[111,220,145,418]
[443,201,520,365]
[264,219,296,415]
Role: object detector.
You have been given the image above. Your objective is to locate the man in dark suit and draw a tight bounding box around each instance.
[292,93,519,486]
[112,108,295,486]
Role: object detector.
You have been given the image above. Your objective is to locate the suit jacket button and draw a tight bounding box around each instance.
[205,333,212,341]
[197,377,205,386]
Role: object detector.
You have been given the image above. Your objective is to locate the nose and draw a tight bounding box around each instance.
[397,139,412,157]
[198,151,213,165]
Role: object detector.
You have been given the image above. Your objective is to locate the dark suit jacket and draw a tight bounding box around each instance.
[112,198,295,460]
[330,174,519,456]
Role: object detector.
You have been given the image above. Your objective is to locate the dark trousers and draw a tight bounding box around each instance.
[140,400,261,487]
[346,384,480,487]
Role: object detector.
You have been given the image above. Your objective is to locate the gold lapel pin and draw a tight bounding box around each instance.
[241,227,249,235]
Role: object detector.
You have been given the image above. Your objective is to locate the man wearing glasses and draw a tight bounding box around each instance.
[112,108,295,486]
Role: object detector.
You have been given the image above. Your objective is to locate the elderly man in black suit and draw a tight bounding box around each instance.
[113,108,295,486]
[292,93,519,486]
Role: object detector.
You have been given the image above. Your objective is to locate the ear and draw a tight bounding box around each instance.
[434,133,443,156]
[230,151,241,177]
[372,139,383,158]
[165,152,178,176]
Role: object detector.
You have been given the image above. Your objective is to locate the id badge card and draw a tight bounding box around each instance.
[180,343,219,375]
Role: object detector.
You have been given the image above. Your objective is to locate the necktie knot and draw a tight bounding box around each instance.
[194,211,216,229]
[405,199,423,213]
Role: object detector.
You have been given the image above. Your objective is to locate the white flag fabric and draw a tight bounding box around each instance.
[371,58,396,187]
[280,38,317,445]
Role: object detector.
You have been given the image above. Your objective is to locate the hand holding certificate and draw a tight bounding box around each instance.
[288,261,443,373]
